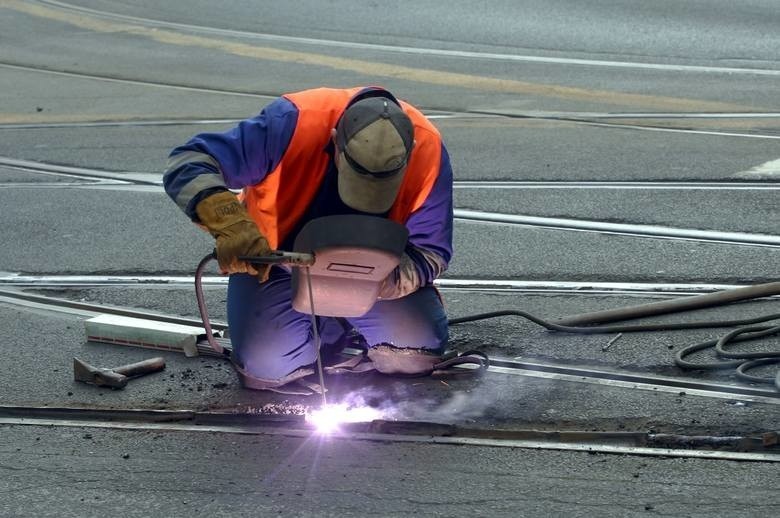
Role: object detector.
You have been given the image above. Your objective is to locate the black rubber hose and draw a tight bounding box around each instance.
[736,358,780,385]
[674,325,780,388]
[673,326,778,370]
[448,309,780,334]
[715,325,780,359]
[195,252,226,356]
[673,338,746,370]
[450,310,780,390]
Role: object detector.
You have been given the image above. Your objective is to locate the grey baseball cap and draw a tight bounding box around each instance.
[335,96,414,214]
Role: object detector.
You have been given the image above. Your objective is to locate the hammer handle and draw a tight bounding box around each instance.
[113,357,166,378]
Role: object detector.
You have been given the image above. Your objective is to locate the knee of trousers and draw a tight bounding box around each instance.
[388,316,448,351]
[357,291,449,352]
[231,330,318,381]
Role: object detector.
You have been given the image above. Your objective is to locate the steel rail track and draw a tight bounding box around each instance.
[1,287,778,403]
[453,181,780,191]
[0,272,760,295]
[4,60,780,141]
[470,109,780,140]
[7,112,780,132]
[0,118,245,130]
[33,0,780,78]
[2,107,780,141]
[0,405,777,462]
[510,112,780,119]
[0,156,162,185]
[486,359,780,403]
[0,61,272,99]
[454,209,780,248]
[4,157,779,247]
[7,155,779,192]
[537,118,780,141]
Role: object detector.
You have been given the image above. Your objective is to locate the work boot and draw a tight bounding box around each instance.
[366,344,490,376]
[320,343,489,377]
[366,344,453,376]
[232,362,323,395]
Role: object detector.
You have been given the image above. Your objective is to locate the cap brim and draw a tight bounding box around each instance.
[337,152,405,214]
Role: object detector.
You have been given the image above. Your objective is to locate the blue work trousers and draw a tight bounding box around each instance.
[227,268,449,380]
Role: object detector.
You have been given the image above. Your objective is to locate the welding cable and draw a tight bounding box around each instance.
[737,358,780,386]
[195,251,228,356]
[674,325,780,390]
[715,325,780,360]
[449,310,780,390]
[447,310,780,334]
[673,326,778,370]
[702,325,780,388]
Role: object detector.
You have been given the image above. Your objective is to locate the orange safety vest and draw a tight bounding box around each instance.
[241,87,443,249]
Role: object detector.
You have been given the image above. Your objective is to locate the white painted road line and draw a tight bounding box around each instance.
[733,158,780,179]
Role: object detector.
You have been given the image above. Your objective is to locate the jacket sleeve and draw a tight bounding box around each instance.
[162,97,298,220]
[378,143,454,300]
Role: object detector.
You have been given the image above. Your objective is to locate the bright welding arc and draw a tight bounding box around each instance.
[306,403,383,434]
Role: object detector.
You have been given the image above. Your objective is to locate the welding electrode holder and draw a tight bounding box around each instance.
[238,250,315,267]
[206,248,316,267]
[199,249,327,400]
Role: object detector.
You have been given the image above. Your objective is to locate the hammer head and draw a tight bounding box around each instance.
[73,357,128,389]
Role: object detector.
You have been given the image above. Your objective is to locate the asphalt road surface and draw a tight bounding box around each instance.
[1,1,778,517]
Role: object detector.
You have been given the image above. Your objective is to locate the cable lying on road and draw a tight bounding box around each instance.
[449,282,780,390]
[450,310,780,390]
[2,284,778,393]
[675,325,780,386]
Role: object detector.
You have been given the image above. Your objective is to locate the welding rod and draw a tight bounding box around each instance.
[304,266,327,406]
[242,251,327,403]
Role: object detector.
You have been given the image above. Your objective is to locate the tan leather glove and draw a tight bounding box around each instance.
[195,191,272,280]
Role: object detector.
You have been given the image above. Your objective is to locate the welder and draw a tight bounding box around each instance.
[163,86,454,393]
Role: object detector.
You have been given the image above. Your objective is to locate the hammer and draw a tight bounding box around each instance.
[73,357,166,389]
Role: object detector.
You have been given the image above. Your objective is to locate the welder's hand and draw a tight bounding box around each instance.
[195,191,272,280]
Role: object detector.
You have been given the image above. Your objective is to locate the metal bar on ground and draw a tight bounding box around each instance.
[556,282,780,326]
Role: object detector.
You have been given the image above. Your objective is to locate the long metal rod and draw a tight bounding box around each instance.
[304,267,327,406]
[556,281,780,326]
